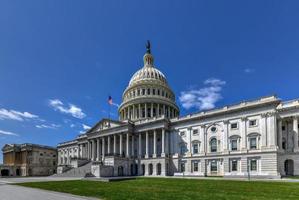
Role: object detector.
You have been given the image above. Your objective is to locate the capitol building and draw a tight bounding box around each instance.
[57,43,299,178]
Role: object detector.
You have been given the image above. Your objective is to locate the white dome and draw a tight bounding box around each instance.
[128,65,168,87]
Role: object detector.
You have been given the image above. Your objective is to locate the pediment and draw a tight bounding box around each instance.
[87,118,125,134]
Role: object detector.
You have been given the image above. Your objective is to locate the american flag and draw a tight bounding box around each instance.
[108,96,113,105]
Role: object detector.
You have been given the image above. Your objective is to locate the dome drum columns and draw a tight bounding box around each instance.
[119,102,179,121]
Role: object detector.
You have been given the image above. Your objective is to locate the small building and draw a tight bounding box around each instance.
[0,143,57,177]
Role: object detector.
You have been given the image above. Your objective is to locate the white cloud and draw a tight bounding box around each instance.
[70,124,75,128]
[0,108,39,121]
[244,68,255,73]
[49,99,86,119]
[0,129,19,136]
[35,123,60,129]
[179,78,226,110]
[80,124,91,134]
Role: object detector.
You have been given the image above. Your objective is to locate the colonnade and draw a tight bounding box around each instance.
[120,103,178,120]
[78,128,167,161]
[277,116,299,151]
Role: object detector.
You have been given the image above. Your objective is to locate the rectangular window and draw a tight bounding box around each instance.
[153,89,156,95]
[250,160,257,171]
[193,144,199,154]
[142,89,145,95]
[211,161,217,172]
[249,119,257,127]
[180,131,186,137]
[193,162,199,172]
[193,129,199,135]
[231,160,238,171]
[231,123,238,129]
[250,138,257,149]
[147,88,151,95]
[231,139,238,151]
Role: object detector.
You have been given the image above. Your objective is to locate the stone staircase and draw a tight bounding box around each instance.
[52,161,93,178]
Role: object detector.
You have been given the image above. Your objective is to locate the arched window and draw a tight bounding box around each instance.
[210,138,217,152]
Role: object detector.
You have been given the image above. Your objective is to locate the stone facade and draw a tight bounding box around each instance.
[57,43,299,178]
[0,143,57,177]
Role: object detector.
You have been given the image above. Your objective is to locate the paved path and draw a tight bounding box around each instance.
[0,184,99,200]
[0,177,99,200]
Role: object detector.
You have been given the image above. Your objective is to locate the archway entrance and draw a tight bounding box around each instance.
[284,159,294,176]
[16,169,20,176]
[1,169,9,176]
[118,166,124,176]
[142,164,145,175]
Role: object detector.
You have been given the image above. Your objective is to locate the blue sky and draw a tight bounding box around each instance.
[1,0,299,163]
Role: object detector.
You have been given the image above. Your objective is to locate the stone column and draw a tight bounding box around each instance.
[151,103,153,118]
[294,116,299,152]
[131,135,135,157]
[157,104,160,117]
[96,138,100,161]
[120,134,123,156]
[161,129,165,157]
[87,141,90,159]
[163,105,166,117]
[145,103,147,118]
[153,130,157,158]
[107,136,111,155]
[223,121,229,152]
[102,137,105,160]
[126,133,130,157]
[113,134,117,154]
[132,105,135,120]
[91,140,95,161]
[200,126,205,154]
[138,104,141,119]
[145,131,149,158]
[138,133,142,157]
[241,117,247,151]
[278,120,283,150]
[168,106,170,118]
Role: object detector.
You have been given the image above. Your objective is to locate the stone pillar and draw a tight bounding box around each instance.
[126,133,130,157]
[91,140,95,161]
[132,105,135,120]
[161,129,165,157]
[113,134,117,154]
[87,141,90,159]
[151,103,153,118]
[157,104,160,117]
[278,120,283,150]
[145,103,147,118]
[153,130,157,158]
[200,126,205,154]
[102,137,105,160]
[107,136,111,154]
[294,116,299,152]
[145,131,149,158]
[168,106,170,118]
[96,138,100,161]
[138,104,141,119]
[241,117,247,151]
[138,133,142,157]
[163,105,166,117]
[120,134,123,156]
[223,121,229,152]
[131,135,135,157]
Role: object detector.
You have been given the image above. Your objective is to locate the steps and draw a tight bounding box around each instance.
[52,162,92,178]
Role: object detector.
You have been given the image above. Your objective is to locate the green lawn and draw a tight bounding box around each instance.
[16,178,299,200]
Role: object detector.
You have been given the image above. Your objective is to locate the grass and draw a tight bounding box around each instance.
[16,177,299,200]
